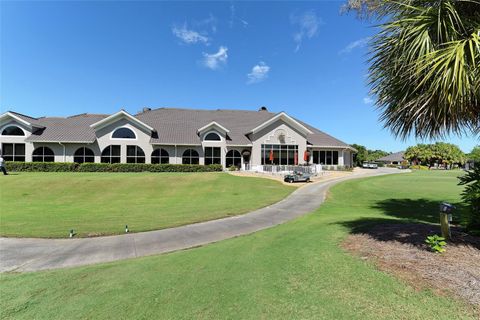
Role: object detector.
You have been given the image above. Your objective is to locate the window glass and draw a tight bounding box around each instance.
[126,146,145,163]
[204,147,221,165]
[2,126,24,136]
[151,149,169,164]
[333,151,339,165]
[101,145,121,163]
[204,132,221,141]
[261,144,298,165]
[226,150,242,168]
[112,127,136,139]
[182,149,199,165]
[320,151,326,165]
[74,147,95,163]
[32,147,55,162]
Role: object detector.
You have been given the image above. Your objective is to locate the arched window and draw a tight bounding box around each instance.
[74,147,95,163]
[182,149,199,165]
[101,145,121,163]
[204,132,221,141]
[112,127,136,139]
[151,148,169,164]
[126,145,145,163]
[32,147,55,162]
[2,126,25,136]
[226,150,242,168]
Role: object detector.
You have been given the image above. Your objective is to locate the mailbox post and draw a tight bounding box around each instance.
[439,202,455,240]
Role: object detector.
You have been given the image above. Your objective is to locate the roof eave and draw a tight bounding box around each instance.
[90,110,155,132]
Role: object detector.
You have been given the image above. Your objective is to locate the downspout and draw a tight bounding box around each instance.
[59,142,66,162]
[174,145,177,164]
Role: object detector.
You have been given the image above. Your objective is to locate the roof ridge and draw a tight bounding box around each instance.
[138,107,275,114]
[7,110,39,120]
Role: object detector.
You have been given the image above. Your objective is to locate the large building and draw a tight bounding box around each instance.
[0,107,355,169]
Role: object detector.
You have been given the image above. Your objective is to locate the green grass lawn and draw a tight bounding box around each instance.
[1,170,476,319]
[0,172,294,238]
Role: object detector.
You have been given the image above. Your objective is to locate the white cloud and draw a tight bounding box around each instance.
[247,62,270,84]
[363,97,374,104]
[202,46,228,70]
[291,10,322,52]
[339,37,370,54]
[172,23,209,45]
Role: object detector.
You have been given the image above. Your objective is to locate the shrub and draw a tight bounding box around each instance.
[6,162,223,173]
[5,162,78,172]
[410,165,429,170]
[425,235,447,253]
[458,166,480,234]
[227,165,238,171]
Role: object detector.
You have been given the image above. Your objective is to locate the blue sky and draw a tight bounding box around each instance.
[1,1,477,152]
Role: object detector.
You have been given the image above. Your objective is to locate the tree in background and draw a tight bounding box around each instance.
[344,0,480,139]
[404,142,465,168]
[468,146,480,163]
[350,144,389,166]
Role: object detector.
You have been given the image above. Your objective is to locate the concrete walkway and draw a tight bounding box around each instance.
[0,168,402,272]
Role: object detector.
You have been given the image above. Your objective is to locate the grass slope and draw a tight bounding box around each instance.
[1,171,476,319]
[0,172,294,238]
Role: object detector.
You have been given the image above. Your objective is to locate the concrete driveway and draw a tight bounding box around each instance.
[0,168,403,272]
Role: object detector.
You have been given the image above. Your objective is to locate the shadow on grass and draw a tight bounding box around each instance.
[338,198,479,249]
[371,198,465,224]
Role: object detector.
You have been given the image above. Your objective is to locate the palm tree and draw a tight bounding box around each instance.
[345,0,480,139]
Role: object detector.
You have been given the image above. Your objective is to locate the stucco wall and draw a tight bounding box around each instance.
[250,121,308,166]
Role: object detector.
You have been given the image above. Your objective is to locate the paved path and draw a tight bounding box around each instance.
[0,168,402,272]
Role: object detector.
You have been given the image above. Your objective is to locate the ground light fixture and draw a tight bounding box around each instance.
[439,202,455,239]
[125,225,129,233]
[69,229,74,238]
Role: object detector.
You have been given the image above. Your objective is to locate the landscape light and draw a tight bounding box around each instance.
[69,229,74,238]
[125,225,129,233]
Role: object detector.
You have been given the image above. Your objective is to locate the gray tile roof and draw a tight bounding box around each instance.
[377,151,405,162]
[8,111,45,128]
[25,114,109,142]
[8,108,351,147]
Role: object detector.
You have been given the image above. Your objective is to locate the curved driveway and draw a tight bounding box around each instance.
[0,168,402,272]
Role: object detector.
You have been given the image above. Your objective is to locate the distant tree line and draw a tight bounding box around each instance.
[404,142,466,169]
[350,144,389,167]
[350,142,479,169]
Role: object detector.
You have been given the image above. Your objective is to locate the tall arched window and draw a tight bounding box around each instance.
[101,145,121,163]
[32,147,55,162]
[126,145,145,163]
[151,148,169,164]
[112,127,136,139]
[226,150,242,168]
[1,126,25,136]
[74,147,95,163]
[182,149,199,165]
[204,132,221,141]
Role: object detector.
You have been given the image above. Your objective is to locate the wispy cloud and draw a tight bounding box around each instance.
[194,14,217,33]
[339,37,370,54]
[363,97,374,104]
[247,62,270,84]
[290,10,322,52]
[172,23,209,45]
[229,3,249,28]
[202,46,228,70]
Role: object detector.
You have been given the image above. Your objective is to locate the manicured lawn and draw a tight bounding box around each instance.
[1,171,476,319]
[0,172,294,238]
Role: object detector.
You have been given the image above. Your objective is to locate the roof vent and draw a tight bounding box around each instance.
[259,106,268,112]
[142,107,152,113]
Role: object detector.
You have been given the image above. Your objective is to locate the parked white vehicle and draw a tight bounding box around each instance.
[362,162,378,169]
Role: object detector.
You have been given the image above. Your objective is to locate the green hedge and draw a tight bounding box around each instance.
[5,162,78,172]
[5,162,223,173]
